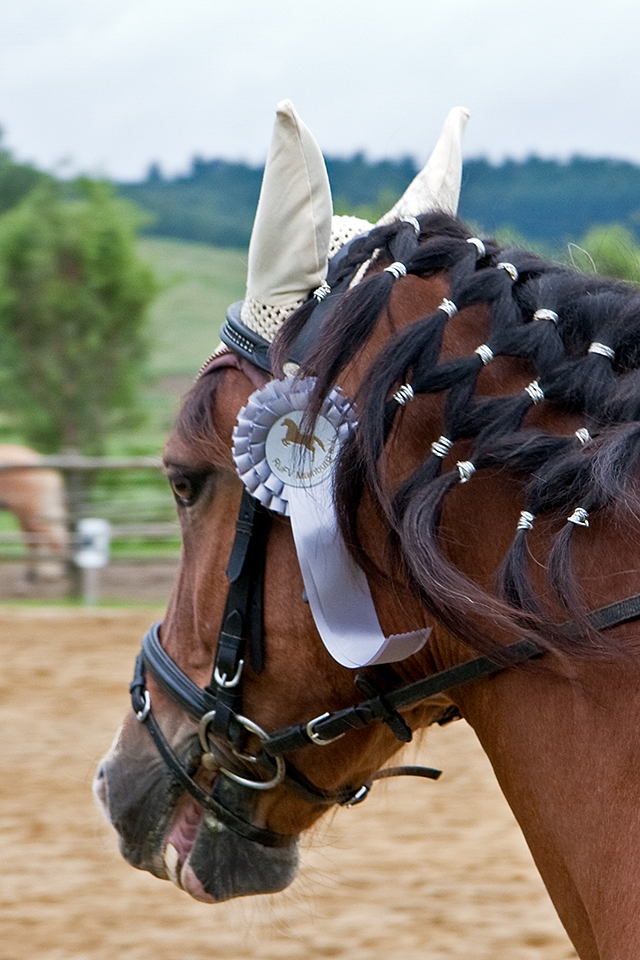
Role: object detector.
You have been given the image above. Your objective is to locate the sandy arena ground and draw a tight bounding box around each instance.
[0,605,578,960]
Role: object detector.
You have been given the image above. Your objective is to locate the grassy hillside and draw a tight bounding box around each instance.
[138,237,248,378]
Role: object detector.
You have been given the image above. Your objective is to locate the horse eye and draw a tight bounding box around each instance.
[168,472,200,506]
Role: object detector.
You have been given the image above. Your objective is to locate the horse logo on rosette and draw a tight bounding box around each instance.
[280,418,326,461]
[265,409,339,487]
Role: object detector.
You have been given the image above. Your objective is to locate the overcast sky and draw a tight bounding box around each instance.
[1,0,639,181]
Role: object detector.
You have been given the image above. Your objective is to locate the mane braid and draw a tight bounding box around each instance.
[275,212,640,659]
[300,228,473,420]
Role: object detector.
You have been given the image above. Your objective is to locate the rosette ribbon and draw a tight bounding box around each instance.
[232,378,430,668]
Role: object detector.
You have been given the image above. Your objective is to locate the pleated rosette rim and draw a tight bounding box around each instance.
[232,377,356,515]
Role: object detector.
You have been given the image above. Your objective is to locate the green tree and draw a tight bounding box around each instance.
[0,177,156,453]
[0,127,49,216]
[574,223,640,283]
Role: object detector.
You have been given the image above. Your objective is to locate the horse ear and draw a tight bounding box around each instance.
[377,106,470,224]
[240,100,333,341]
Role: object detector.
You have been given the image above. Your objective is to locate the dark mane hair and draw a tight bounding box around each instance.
[274,212,640,660]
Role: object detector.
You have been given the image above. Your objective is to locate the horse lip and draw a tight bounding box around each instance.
[164,793,204,885]
[187,811,299,902]
[164,842,216,904]
[162,787,299,902]
[179,857,218,902]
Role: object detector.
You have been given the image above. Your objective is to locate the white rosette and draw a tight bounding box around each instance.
[232,376,429,668]
[232,377,355,516]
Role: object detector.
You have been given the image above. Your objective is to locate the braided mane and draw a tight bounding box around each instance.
[274,212,640,659]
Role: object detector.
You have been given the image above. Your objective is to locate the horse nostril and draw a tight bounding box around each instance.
[93,763,110,813]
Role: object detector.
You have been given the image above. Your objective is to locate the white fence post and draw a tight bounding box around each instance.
[74,518,112,606]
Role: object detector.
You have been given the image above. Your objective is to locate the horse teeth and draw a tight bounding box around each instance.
[164,843,181,886]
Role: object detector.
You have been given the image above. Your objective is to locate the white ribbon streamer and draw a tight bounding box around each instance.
[232,378,430,667]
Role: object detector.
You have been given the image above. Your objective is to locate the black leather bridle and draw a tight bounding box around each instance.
[130,478,444,848]
[129,232,640,848]
[130,567,640,848]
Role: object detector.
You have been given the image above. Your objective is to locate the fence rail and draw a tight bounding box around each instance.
[0,454,180,601]
[0,455,163,471]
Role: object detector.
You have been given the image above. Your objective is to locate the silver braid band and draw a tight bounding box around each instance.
[567,507,589,527]
[588,341,615,360]
[393,383,415,406]
[401,216,421,237]
[385,261,408,280]
[533,309,559,325]
[438,298,458,319]
[457,460,475,483]
[525,380,545,404]
[431,435,453,458]
[474,344,494,365]
[313,280,331,302]
[466,237,486,259]
[575,428,591,445]
[497,262,519,281]
[517,510,535,531]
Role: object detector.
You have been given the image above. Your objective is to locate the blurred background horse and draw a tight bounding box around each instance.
[0,444,67,585]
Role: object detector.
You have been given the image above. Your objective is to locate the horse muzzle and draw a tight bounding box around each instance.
[93,731,299,902]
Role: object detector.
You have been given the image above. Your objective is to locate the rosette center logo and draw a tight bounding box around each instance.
[265,411,339,487]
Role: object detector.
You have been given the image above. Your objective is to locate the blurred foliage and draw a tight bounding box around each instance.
[119,153,419,248]
[570,223,640,283]
[459,156,640,247]
[0,128,50,216]
[119,152,640,250]
[120,158,263,247]
[137,237,247,377]
[0,178,156,453]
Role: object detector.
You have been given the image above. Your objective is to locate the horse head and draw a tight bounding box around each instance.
[95,100,469,902]
[95,101,640,957]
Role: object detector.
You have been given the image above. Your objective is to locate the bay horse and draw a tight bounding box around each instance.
[95,102,640,960]
[0,444,67,583]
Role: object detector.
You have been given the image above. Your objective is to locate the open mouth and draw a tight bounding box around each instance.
[163,791,214,902]
[160,771,300,903]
